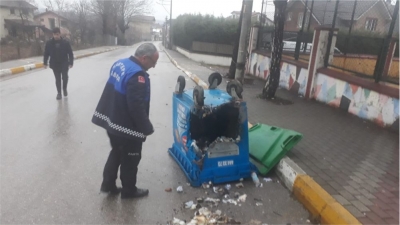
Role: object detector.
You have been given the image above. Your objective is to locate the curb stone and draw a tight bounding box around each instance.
[162,44,361,225]
[0,47,120,77]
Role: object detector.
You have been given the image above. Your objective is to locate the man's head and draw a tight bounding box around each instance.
[52,27,61,40]
[134,43,159,71]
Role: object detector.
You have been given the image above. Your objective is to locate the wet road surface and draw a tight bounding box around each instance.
[0,42,310,224]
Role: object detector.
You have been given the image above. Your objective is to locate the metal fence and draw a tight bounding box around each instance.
[324,0,399,84]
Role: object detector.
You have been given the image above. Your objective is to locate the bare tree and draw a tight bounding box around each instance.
[69,0,91,45]
[91,0,118,36]
[26,0,38,7]
[42,0,69,12]
[114,0,151,35]
[262,0,287,99]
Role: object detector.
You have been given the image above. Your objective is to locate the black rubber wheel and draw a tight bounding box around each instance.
[208,72,222,89]
[176,75,186,94]
[193,85,204,107]
[226,80,243,99]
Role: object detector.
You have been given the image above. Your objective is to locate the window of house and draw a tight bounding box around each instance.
[287,12,292,21]
[49,18,55,29]
[297,12,310,29]
[10,8,15,14]
[22,9,29,15]
[297,13,303,28]
[365,18,378,31]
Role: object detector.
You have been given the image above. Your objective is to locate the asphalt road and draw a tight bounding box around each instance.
[0,42,310,224]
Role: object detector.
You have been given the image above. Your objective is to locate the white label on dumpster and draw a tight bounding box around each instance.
[218,160,234,167]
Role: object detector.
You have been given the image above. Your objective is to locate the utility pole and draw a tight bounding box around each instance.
[169,0,173,49]
[234,0,253,83]
[228,0,245,79]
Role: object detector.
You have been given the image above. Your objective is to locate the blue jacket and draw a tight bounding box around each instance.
[92,56,153,141]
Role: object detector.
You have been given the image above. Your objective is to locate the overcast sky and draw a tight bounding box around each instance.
[151,0,276,23]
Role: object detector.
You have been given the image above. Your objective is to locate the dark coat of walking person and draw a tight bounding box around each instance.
[43,27,74,100]
[92,43,159,199]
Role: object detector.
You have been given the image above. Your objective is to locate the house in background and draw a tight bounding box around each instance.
[229,11,274,26]
[284,0,396,34]
[0,1,43,40]
[125,15,155,44]
[252,12,274,26]
[34,10,71,40]
[152,24,162,41]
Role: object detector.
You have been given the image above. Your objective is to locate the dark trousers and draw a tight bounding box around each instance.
[103,132,143,193]
[52,68,68,94]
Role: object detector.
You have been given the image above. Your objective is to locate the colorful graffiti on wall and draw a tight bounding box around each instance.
[314,73,399,127]
[248,52,399,127]
[249,52,309,96]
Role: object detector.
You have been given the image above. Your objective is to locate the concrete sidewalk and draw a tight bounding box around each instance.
[0,46,120,77]
[164,47,399,225]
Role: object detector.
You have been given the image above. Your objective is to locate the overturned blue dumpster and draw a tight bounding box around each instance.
[168,73,255,187]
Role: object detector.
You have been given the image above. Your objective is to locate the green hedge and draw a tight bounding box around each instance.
[172,14,239,50]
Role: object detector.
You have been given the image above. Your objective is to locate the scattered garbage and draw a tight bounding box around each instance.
[185,201,194,209]
[202,183,210,189]
[255,202,263,206]
[172,217,186,225]
[235,183,244,188]
[173,207,240,225]
[306,219,310,223]
[238,194,247,203]
[177,186,183,193]
[205,197,220,205]
[263,178,273,182]
[213,187,219,194]
[165,188,172,192]
[222,199,237,205]
[234,192,240,198]
[251,172,262,187]
[224,184,231,191]
[196,198,204,203]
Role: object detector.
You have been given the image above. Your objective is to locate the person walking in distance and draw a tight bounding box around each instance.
[92,43,159,199]
[43,27,74,100]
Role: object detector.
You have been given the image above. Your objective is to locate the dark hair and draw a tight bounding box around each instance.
[52,27,61,34]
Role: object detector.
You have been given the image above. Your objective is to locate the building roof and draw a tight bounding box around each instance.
[0,1,37,9]
[130,15,155,23]
[34,10,69,21]
[287,0,393,25]
[4,19,42,27]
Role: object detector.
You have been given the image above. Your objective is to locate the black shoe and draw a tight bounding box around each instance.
[56,93,62,100]
[121,188,149,199]
[100,183,122,195]
[63,89,68,97]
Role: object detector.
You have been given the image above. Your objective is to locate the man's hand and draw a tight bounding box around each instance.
[69,65,73,69]
[44,65,47,69]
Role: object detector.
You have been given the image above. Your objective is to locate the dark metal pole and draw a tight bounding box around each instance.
[306,0,314,32]
[344,0,357,55]
[324,0,340,67]
[257,0,265,49]
[374,0,399,83]
[260,0,264,27]
[294,0,308,60]
[303,0,314,53]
